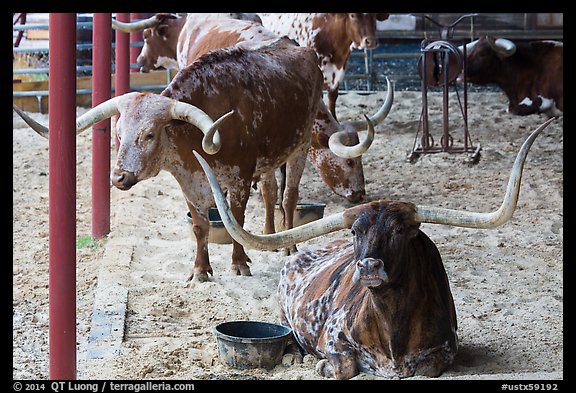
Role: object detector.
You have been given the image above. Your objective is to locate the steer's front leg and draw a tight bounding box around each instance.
[316,337,359,380]
[228,182,252,276]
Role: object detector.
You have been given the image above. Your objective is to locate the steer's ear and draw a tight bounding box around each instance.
[142,28,152,40]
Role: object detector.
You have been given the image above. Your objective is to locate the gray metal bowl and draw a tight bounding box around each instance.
[274,202,326,229]
[213,320,292,370]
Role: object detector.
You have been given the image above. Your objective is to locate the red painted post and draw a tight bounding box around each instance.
[114,13,130,149]
[115,13,130,95]
[92,13,112,238]
[48,12,77,380]
[130,13,147,72]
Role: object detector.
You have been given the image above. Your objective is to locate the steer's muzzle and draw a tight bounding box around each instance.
[361,37,378,50]
[111,169,138,190]
[352,257,388,288]
[346,190,365,204]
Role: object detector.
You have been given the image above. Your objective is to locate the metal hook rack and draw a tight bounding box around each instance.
[408,13,481,164]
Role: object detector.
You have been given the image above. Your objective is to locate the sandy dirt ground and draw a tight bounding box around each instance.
[13,89,563,381]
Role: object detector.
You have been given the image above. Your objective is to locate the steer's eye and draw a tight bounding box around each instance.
[144,132,154,141]
[346,159,354,167]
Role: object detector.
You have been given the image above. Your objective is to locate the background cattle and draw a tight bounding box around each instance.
[115,13,394,204]
[258,13,390,120]
[112,13,263,72]
[461,36,563,117]
[193,117,555,378]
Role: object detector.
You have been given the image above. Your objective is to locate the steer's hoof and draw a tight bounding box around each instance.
[192,272,211,283]
[281,353,303,366]
[232,265,252,276]
[315,359,333,378]
[190,268,212,283]
[283,245,298,256]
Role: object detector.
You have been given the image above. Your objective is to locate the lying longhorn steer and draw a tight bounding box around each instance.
[14,37,372,282]
[460,36,563,117]
[193,117,554,378]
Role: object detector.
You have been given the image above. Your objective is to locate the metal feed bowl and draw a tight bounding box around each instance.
[214,320,292,370]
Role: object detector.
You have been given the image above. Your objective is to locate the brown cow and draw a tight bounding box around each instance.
[258,13,390,119]
[14,37,345,282]
[460,36,563,117]
[193,117,555,378]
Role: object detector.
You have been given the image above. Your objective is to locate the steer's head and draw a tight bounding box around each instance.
[351,201,420,288]
[310,108,365,203]
[460,36,517,85]
[345,13,389,50]
[310,77,394,203]
[111,93,175,190]
[136,14,183,72]
[110,92,233,190]
[13,90,232,191]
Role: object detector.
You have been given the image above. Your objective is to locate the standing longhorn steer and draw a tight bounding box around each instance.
[258,13,390,119]
[194,117,555,378]
[460,36,563,117]
[15,37,373,282]
[116,13,394,203]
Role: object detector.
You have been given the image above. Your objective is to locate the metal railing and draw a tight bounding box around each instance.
[14,13,424,104]
[17,13,560,103]
[13,14,172,107]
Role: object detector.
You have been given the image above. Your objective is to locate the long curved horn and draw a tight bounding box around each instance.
[193,118,554,250]
[13,93,134,139]
[170,102,234,155]
[13,105,49,138]
[327,76,393,158]
[458,39,479,55]
[415,117,555,228]
[328,115,374,158]
[487,37,517,57]
[111,15,161,33]
[341,76,394,131]
[192,150,359,250]
[14,92,233,154]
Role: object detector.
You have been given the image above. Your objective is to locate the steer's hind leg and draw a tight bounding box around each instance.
[260,170,278,235]
[228,181,253,276]
[187,203,213,283]
[281,148,308,255]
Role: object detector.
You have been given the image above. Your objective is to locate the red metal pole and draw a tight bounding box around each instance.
[130,13,147,72]
[92,13,112,238]
[48,12,77,380]
[114,13,130,149]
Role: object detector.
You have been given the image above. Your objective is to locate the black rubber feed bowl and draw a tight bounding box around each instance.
[214,321,292,370]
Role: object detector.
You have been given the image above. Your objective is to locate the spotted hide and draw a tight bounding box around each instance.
[278,200,458,379]
[134,13,263,72]
[258,13,390,119]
